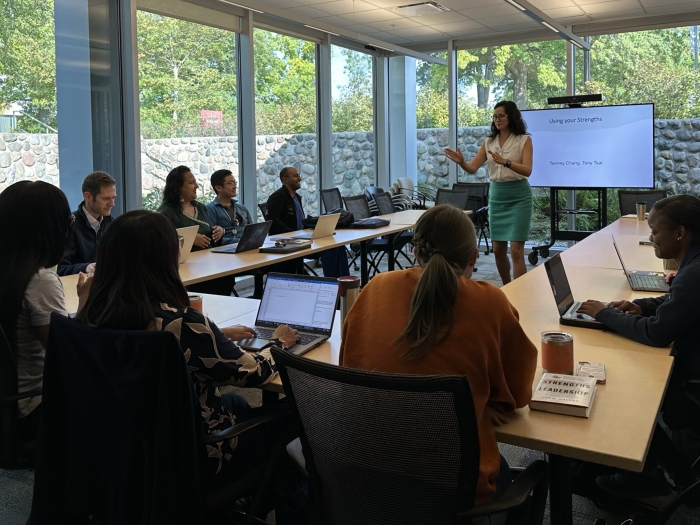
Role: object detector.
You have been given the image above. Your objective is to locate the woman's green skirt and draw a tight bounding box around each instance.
[489,179,533,242]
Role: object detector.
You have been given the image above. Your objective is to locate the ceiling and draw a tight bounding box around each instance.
[238,0,700,51]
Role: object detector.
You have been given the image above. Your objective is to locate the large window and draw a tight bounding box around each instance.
[254,28,318,216]
[0,0,59,193]
[456,41,567,242]
[415,52,448,194]
[331,45,375,197]
[137,11,238,210]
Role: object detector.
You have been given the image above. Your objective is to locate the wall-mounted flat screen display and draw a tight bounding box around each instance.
[521,103,654,188]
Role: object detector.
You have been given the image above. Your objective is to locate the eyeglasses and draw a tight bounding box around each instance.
[493,114,508,121]
[223,181,237,187]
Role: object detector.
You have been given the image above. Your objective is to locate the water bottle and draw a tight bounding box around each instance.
[338,276,360,327]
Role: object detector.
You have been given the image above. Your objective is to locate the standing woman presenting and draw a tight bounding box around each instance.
[445,100,533,284]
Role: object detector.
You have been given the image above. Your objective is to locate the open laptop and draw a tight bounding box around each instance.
[238,273,340,355]
[544,254,605,330]
[291,213,340,240]
[611,236,669,292]
[212,221,272,254]
[176,226,198,264]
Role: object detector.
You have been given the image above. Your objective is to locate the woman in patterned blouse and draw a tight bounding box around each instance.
[76,210,307,523]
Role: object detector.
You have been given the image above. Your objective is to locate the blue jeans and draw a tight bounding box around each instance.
[476,455,511,525]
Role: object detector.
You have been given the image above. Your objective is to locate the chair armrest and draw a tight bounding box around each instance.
[1,388,43,402]
[459,460,549,519]
[204,412,288,445]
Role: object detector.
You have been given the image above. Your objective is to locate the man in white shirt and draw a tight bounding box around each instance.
[57,171,116,276]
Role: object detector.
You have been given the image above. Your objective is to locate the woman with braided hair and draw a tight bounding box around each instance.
[340,204,537,514]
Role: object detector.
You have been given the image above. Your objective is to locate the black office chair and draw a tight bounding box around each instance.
[271,348,550,525]
[0,324,41,469]
[343,195,398,276]
[30,314,285,525]
[436,188,471,210]
[453,183,491,255]
[320,188,343,214]
[617,190,667,216]
[373,192,414,267]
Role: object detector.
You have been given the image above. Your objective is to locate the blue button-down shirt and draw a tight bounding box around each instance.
[206,197,253,245]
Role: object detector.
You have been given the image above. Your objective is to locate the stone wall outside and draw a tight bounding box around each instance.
[2,119,700,205]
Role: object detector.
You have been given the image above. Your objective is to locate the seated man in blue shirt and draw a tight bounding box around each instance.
[58,171,116,276]
[206,169,253,245]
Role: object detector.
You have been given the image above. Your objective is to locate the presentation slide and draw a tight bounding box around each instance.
[522,104,654,188]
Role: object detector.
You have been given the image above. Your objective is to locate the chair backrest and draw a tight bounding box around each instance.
[321,188,343,213]
[343,195,372,220]
[364,186,384,203]
[396,177,415,195]
[453,182,489,203]
[373,192,396,215]
[435,189,471,210]
[258,202,268,217]
[271,348,480,525]
[617,189,667,216]
[0,324,19,468]
[31,313,204,524]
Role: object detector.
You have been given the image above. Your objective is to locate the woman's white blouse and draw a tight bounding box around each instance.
[484,134,530,182]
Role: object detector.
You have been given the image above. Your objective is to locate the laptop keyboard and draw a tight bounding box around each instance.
[630,274,665,290]
[255,328,318,346]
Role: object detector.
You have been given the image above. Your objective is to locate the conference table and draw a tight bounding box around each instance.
[59,211,672,525]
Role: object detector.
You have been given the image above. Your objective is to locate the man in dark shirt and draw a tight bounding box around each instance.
[58,171,116,276]
[265,167,349,278]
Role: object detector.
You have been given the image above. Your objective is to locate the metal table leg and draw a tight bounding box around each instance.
[387,234,395,272]
[360,240,368,286]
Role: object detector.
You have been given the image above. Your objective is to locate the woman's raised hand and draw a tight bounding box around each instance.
[444,148,464,165]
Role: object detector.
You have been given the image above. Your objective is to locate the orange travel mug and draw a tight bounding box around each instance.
[541,331,574,375]
[188,294,203,313]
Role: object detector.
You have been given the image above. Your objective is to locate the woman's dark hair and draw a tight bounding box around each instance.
[490,100,528,138]
[0,181,71,344]
[652,194,700,243]
[162,165,192,209]
[395,205,477,360]
[77,210,189,330]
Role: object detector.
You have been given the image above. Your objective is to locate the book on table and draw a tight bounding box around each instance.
[529,373,598,418]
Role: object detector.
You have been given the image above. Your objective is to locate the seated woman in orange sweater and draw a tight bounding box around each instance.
[340,204,537,512]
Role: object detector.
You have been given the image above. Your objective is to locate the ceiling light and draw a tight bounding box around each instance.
[504,0,526,11]
[304,25,340,36]
[392,2,450,17]
[218,0,263,14]
[541,21,559,33]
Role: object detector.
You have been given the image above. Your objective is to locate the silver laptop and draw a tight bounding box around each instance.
[176,226,198,264]
[238,273,340,355]
[291,213,340,240]
[212,221,272,254]
[544,255,605,330]
[611,236,669,292]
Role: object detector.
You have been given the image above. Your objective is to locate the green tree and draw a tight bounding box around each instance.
[0,0,57,131]
[137,11,238,139]
[332,47,373,133]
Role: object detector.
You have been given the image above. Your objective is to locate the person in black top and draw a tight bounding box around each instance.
[579,195,700,500]
[57,171,116,276]
[264,167,349,278]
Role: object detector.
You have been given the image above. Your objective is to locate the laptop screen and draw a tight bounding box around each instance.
[544,255,575,316]
[256,274,339,334]
[611,235,630,275]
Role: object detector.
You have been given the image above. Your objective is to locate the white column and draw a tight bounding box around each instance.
[389,56,417,185]
[237,12,257,217]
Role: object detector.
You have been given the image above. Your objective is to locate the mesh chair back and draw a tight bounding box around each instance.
[436,189,471,210]
[272,348,480,525]
[0,324,19,467]
[453,183,489,204]
[258,202,268,218]
[618,189,667,216]
[364,186,384,202]
[343,195,372,220]
[321,188,343,213]
[373,192,396,215]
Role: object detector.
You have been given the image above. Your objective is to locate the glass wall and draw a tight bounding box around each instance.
[575,27,700,224]
[331,45,375,197]
[456,41,567,242]
[415,52,448,195]
[0,0,59,194]
[254,28,319,216]
[137,11,238,210]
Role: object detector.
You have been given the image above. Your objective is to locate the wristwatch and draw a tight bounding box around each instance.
[505,160,512,169]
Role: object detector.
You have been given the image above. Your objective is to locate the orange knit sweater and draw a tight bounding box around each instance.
[340,268,538,505]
